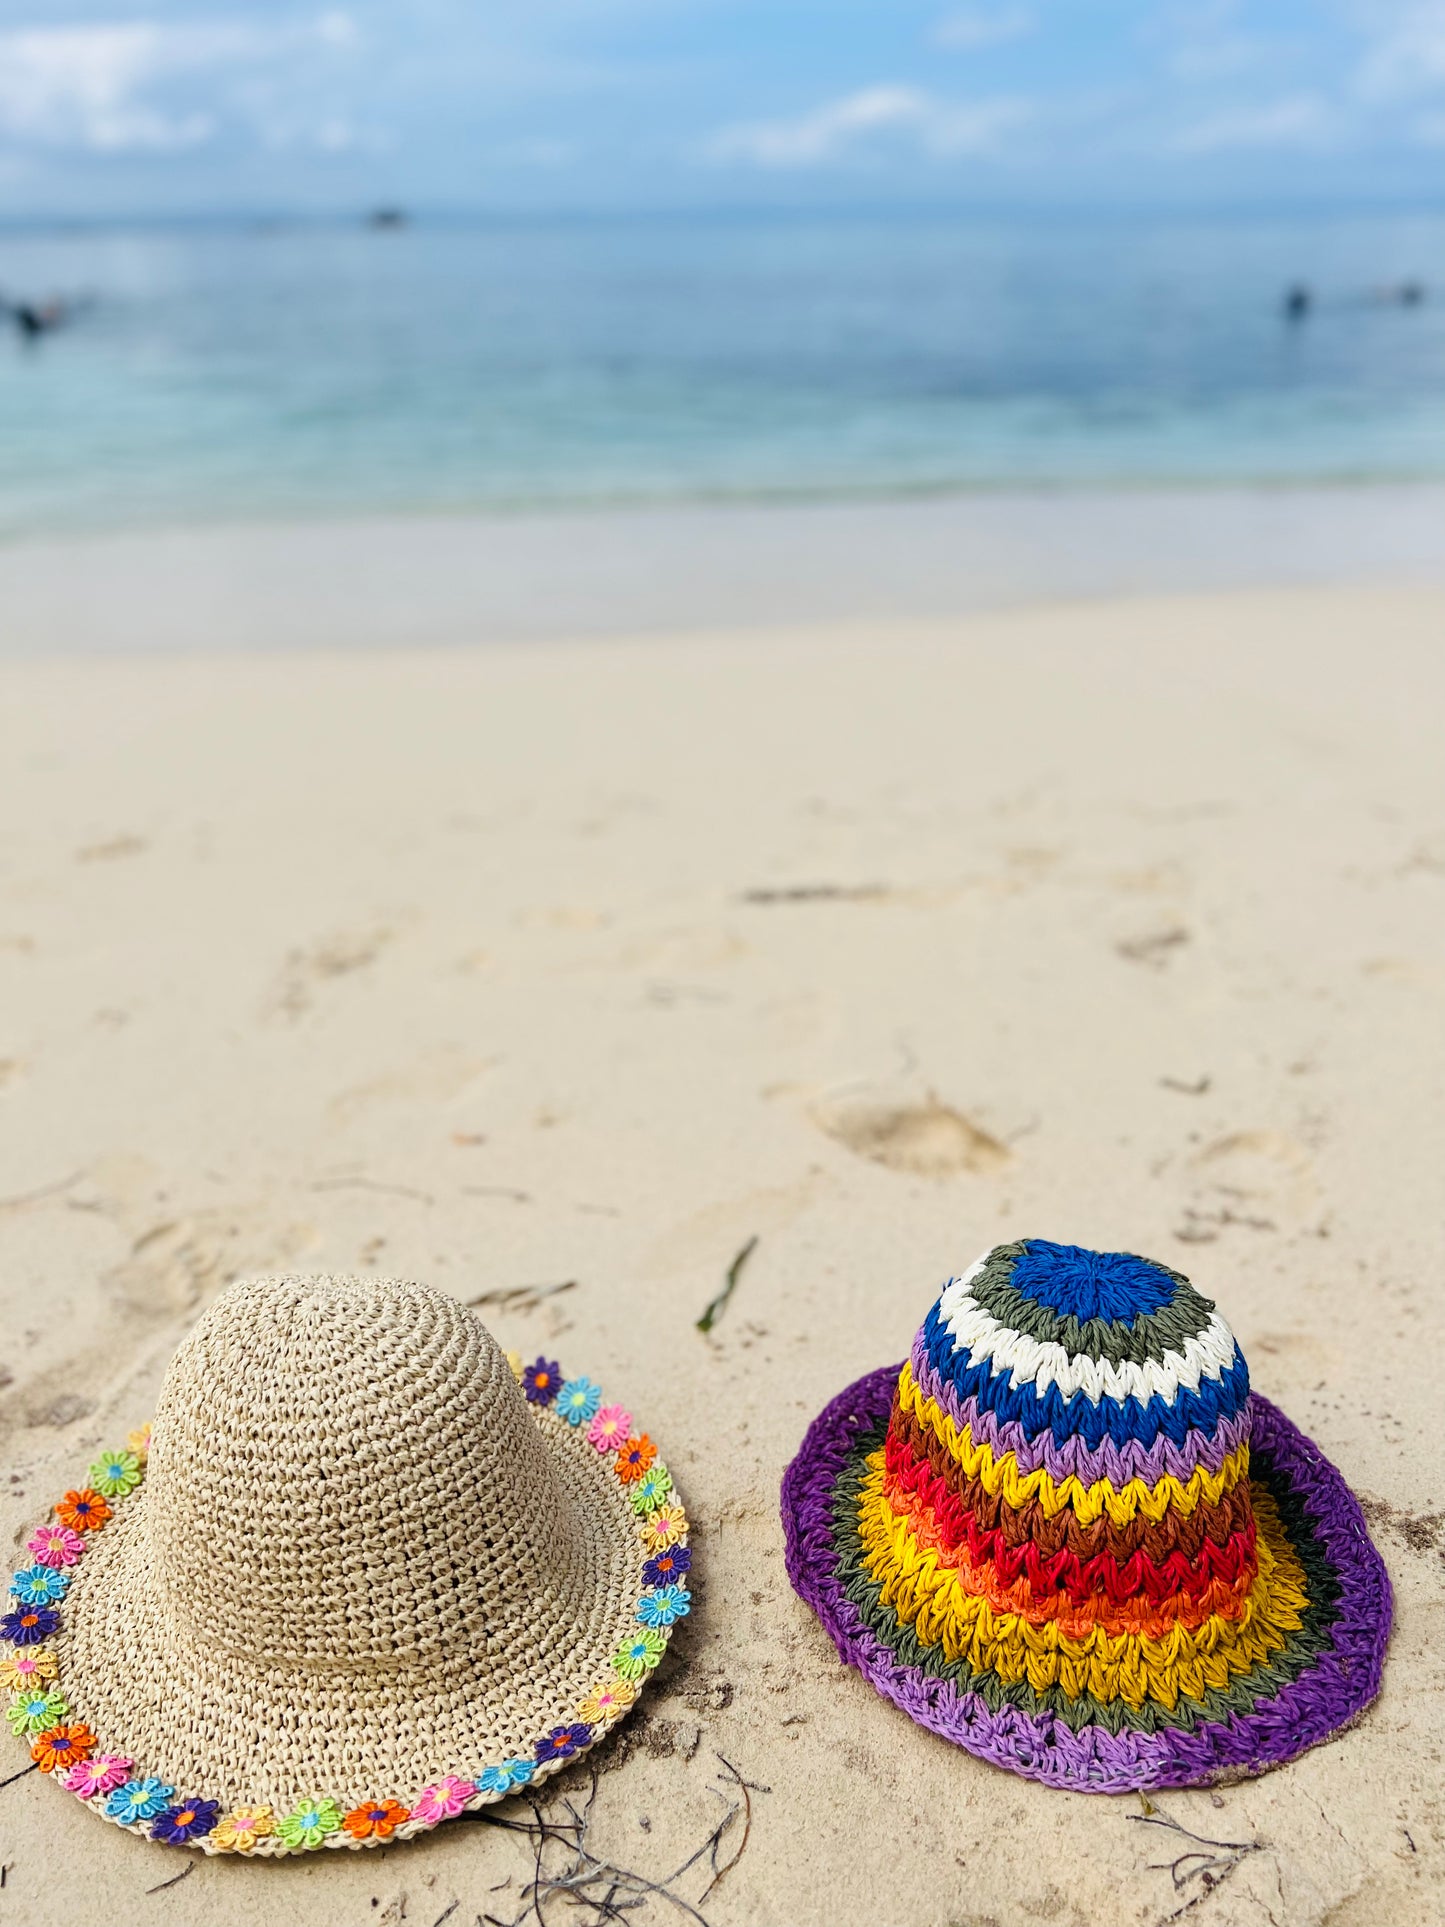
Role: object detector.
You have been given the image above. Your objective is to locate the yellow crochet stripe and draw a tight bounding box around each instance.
[857,1451,1308,1710]
[896,1363,1249,1525]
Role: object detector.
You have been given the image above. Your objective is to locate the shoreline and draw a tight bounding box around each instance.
[3,481,1444,656]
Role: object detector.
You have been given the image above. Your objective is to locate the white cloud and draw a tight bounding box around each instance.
[933,8,1034,52]
[315,10,359,50]
[706,86,1031,167]
[0,14,359,154]
[1355,2,1445,100]
[1167,34,1272,81]
[1174,94,1339,152]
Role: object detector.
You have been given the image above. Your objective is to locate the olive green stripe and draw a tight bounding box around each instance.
[964,1242,1217,1367]
[828,1426,1340,1738]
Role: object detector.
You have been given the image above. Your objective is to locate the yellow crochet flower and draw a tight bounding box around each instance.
[212,1805,275,1853]
[577,1677,637,1725]
[126,1423,152,1462]
[506,1351,524,1381]
[639,1503,687,1553]
[0,1647,58,1692]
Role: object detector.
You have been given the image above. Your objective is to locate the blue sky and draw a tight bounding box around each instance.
[1,2,1443,216]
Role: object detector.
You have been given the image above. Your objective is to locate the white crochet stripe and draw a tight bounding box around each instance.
[935,1269,1238,1407]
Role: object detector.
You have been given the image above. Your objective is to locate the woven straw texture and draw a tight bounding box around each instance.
[782,1239,1391,1792]
[15,1274,685,1851]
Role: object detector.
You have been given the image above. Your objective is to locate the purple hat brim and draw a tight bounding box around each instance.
[781,1364,1392,1792]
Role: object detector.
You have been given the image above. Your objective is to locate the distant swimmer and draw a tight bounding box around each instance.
[1283,283,1312,321]
[1,293,75,339]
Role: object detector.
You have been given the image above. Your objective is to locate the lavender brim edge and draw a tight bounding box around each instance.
[779,1365,1393,1793]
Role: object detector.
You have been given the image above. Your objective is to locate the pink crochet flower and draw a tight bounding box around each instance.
[26,1524,85,1570]
[587,1405,632,1453]
[62,1754,133,1799]
[410,1776,476,1825]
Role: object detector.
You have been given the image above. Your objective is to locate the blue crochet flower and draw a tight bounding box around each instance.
[479,1757,534,1794]
[636,1585,690,1629]
[152,1798,220,1845]
[534,1723,591,1765]
[556,1377,602,1427]
[642,1545,691,1588]
[1,1607,60,1645]
[106,1777,176,1825]
[8,1566,69,1608]
[522,1358,561,1406]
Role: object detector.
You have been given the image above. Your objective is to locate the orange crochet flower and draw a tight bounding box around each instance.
[614,1435,657,1485]
[54,1489,111,1534]
[342,1797,409,1841]
[31,1723,96,1774]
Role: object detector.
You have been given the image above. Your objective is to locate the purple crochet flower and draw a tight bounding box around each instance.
[522,1358,562,1406]
[534,1722,591,1764]
[152,1798,220,1845]
[642,1545,691,1588]
[2,1607,61,1645]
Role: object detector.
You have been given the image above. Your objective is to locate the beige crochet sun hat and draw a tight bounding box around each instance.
[4,1275,690,1856]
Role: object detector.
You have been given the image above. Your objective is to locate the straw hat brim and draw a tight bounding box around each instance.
[781,1365,1390,1792]
[7,1357,690,1854]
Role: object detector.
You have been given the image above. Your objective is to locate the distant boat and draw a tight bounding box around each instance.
[366,207,409,230]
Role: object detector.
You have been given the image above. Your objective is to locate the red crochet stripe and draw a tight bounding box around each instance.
[878,1477,1254,1634]
[881,1432,1258,1606]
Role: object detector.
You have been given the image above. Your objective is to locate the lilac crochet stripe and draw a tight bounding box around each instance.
[781,1366,1392,1792]
[909,1343,1250,1485]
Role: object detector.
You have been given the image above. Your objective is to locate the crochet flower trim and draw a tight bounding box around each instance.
[7,1356,689,1856]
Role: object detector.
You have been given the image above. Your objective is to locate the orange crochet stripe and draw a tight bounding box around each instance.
[857,1449,1310,1710]
[881,1433,1258,1603]
[876,1471,1254,1638]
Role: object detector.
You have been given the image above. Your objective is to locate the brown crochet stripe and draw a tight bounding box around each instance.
[881,1444,1257,1605]
[887,1401,1252,1562]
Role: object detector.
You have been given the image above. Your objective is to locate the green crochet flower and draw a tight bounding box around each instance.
[277,1796,342,1849]
[88,1449,142,1500]
[628,1464,672,1515]
[6,1685,67,1737]
[611,1628,666,1681]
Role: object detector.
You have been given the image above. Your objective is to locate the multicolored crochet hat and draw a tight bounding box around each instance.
[782,1239,1390,1791]
[5,1274,690,1854]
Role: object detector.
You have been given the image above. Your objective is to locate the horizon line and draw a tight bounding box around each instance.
[3,190,1445,236]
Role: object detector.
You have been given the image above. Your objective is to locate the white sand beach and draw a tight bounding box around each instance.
[1,503,1444,1926]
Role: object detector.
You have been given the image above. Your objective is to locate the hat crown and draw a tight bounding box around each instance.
[143,1274,589,1667]
[885,1238,1256,1671]
[912,1238,1249,1464]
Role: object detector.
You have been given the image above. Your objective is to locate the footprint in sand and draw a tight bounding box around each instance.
[264,923,396,1021]
[1194,1129,1314,1200]
[812,1093,1011,1179]
[106,1210,322,1316]
[1175,1128,1316,1241]
[327,1046,493,1127]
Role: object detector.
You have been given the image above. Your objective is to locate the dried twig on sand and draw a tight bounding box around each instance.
[738,884,889,905]
[472,1755,768,1926]
[1129,1799,1264,1922]
[466,1281,577,1313]
[696,1238,757,1336]
[310,1176,435,1205]
[144,1861,195,1896]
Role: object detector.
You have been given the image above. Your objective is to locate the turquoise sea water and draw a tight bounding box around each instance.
[1,208,1443,538]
